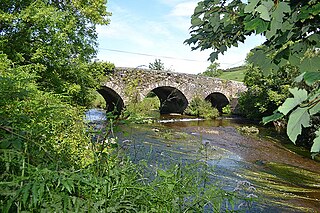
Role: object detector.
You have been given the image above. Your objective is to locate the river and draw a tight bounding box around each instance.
[86,109,320,212]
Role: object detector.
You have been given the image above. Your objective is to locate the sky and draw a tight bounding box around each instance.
[96,0,266,74]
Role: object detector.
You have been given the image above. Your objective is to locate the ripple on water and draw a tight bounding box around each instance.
[85,108,106,122]
[86,111,320,212]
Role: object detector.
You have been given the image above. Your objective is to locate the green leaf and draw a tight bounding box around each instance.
[191,17,202,26]
[38,182,45,204]
[61,179,72,194]
[308,33,320,48]
[0,139,12,149]
[310,3,320,16]
[209,52,218,62]
[273,2,291,22]
[194,2,205,15]
[294,72,305,83]
[12,138,23,150]
[255,5,271,21]
[262,112,284,124]
[309,101,320,116]
[267,19,280,39]
[311,130,320,153]
[299,56,320,73]
[32,182,38,205]
[303,71,320,86]
[288,53,301,67]
[287,107,311,143]
[262,0,274,11]
[244,18,268,33]
[278,88,308,115]
[244,0,259,13]
[157,169,174,178]
[22,183,32,206]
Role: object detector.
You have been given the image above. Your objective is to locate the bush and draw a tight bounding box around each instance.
[222,104,232,115]
[238,65,298,121]
[0,55,92,168]
[185,97,219,119]
[123,97,160,121]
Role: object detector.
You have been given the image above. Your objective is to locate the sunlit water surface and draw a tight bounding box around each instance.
[86,109,320,212]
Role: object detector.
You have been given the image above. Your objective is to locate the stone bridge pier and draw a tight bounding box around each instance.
[99,67,247,114]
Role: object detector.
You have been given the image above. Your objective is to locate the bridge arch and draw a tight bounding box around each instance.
[97,86,124,114]
[149,86,188,114]
[205,92,229,112]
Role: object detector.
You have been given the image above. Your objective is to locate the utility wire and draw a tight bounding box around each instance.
[98,47,245,67]
[98,48,207,62]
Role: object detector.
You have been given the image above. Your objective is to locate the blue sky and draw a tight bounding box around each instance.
[96,0,265,74]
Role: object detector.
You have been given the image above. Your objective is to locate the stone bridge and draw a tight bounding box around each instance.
[99,67,247,114]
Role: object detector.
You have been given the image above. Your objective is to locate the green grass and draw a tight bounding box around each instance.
[219,69,246,82]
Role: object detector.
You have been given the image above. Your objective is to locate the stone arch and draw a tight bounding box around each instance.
[150,86,188,114]
[97,86,124,114]
[205,92,229,112]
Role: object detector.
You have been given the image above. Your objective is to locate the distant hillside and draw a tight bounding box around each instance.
[223,65,246,72]
[219,66,246,82]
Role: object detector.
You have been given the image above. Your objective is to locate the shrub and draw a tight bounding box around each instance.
[222,104,232,115]
[123,97,160,122]
[0,55,92,168]
[238,65,298,121]
[185,97,219,119]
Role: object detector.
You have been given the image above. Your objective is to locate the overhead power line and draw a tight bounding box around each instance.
[98,47,245,67]
[98,48,207,62]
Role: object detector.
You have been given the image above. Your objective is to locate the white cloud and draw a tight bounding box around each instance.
[169,1,197,17]
[96,1,265,74]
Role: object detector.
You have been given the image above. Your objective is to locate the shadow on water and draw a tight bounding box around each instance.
[86,109,320,212]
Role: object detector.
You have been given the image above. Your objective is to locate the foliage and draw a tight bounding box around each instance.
[0,55,92,168]
[90,91,107,109]
[149,58,165,71]
[237,126,260,135]
[199,62,222,77]
[1,152,253,212]
[0,0,111,105]
[124,97,160,122]
[185,96,220,119]
[0,86,251,212]
[186,0,320,154]
[222,104,232,115]
[0,0,252,210]
[239,64,298,120]
[263,83,320,156]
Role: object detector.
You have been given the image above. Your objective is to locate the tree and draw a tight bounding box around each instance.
[199,62,222,77]
[185,0,320,155]
[0,0,111,105]
[149,59,165,71]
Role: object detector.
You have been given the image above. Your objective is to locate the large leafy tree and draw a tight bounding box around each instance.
[0,0,111,105]
[185,0,320,154]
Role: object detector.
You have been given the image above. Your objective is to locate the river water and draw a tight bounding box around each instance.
[86,109,320,212]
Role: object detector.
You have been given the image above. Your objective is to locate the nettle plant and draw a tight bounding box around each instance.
[185,0,320,155]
